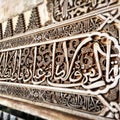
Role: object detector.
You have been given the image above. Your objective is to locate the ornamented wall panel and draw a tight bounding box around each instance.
[0,0,120,120]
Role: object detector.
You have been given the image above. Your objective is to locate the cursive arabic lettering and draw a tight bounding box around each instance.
[0,32,120,94]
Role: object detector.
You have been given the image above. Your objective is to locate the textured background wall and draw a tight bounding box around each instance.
[0,0,43,23]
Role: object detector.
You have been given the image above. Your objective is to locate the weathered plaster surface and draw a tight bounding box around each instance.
[0,0,43,22]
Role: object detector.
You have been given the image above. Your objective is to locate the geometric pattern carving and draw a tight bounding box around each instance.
[0,83,104,114]
[0,23,2,40]
[14,14,25,35]
[0,31,120,119]
[27,7,41,31]
[3,19,13,38]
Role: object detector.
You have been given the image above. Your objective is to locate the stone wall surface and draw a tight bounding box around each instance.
[0,0,120,120]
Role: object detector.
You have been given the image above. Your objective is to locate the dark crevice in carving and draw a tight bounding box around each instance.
[0,23,2,40]
[103,23,119,39]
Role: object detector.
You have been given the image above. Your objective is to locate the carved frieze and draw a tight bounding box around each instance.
[0,16,103,50]
[0,32,120,119]
[0,0,120,120]
[0,83,104,114]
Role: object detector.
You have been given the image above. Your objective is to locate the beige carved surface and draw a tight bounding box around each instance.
[0,0,120,120]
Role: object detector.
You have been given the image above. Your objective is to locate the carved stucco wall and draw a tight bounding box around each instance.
[0,0,120,120]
